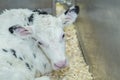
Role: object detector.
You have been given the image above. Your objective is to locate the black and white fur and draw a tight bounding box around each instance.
[0,6,79,80]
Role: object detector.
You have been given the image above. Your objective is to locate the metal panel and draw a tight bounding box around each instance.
[0,0,56,15]
[76,0,120,80]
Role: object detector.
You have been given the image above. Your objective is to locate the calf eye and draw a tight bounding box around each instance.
[38,41,43,45]
[62,34,65,39]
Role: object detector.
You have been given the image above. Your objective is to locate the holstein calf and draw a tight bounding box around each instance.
[0,6,79,80]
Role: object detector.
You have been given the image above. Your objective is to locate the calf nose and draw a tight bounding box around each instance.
[54,60,67,69]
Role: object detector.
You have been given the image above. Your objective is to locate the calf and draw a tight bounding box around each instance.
[0,6,79,80]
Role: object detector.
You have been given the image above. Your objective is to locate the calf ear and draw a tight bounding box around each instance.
[9,25,33,37]
[58,6,80,27]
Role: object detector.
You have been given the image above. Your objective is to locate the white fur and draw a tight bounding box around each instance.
[0,6,78,80]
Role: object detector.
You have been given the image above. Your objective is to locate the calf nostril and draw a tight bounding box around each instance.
[54,60,67,68]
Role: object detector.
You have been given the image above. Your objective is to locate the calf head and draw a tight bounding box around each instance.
[9,6,79,70]
[33,6,80,70]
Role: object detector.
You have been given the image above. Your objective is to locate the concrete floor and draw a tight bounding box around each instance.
[76,0,120,80]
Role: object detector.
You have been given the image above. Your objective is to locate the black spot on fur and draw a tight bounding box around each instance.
[38,42,42,45]
[19,57,23,61]
[33,9,48,15]
[2,49,8,52]
[10,49,17,58]
[33,53,36,58]
[25,63,31,70]
[32,37,37,41]
[28,14,34,23]
[27,10,48,25]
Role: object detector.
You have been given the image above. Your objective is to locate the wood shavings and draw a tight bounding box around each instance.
[47,3,93,80]
[49,24,93,80]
